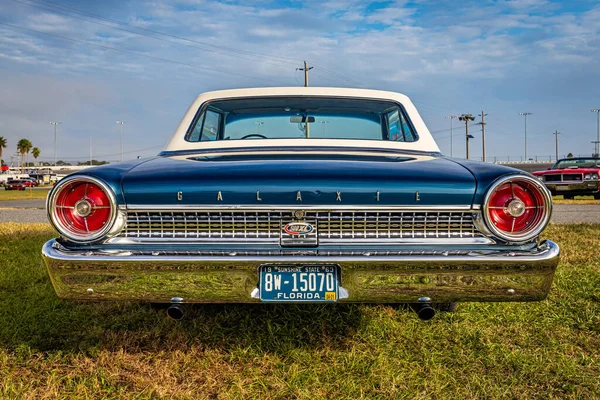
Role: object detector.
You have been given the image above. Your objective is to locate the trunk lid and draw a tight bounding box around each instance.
[121,151,477,207]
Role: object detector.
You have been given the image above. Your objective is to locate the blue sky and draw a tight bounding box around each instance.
[0,0,599,163]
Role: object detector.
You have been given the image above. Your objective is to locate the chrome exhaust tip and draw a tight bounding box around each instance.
[166,304,185,321]
[410,297,436,320]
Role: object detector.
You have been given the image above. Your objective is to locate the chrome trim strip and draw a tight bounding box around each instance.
[46,239,557,263]
[125,204,477,211]
[106,237,494,245]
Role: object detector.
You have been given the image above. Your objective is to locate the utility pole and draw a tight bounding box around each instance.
[459,114,475,160]
[296,61,313,87]
[593,141,600,157]
[477,111,487,162]
[116,121,125,162]
[90,136,93,166]
[519,112,532,160]
[296,61,313,137]
[592,109,600,157]
[553,130,560,161]
[49,121,61,166]
[445,115,457,157]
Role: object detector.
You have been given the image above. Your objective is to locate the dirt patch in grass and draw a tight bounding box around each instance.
[0,224,598,399]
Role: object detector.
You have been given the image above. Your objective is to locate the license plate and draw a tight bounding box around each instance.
[259,265,339,302]
[556,186,569,191]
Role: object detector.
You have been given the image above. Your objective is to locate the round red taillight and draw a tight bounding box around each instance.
[483,175,551,242]
[48,176,116,242]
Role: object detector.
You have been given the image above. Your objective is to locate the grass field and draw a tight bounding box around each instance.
[0,223,598,399]
[0,188,50,201]
[552,195,598,205]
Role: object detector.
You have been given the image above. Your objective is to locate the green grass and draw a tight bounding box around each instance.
[0,188,50,201]
[552,195,599,204]
[0,223,598,399]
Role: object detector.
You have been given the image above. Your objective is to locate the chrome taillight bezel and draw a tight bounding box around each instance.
[47,175,118,243]
[482,174,552,243]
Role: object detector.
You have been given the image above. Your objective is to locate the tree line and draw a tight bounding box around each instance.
[0,137,109,169]
[0,137,41,170]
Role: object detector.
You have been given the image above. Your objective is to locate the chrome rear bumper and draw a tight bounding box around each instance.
[42,239,560,303]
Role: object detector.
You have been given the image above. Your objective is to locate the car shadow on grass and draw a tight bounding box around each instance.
[0,283,368,355]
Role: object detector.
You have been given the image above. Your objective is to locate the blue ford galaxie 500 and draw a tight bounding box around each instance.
[42,87,559,320]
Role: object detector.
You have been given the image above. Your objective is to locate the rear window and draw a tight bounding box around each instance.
[185,97,418,143]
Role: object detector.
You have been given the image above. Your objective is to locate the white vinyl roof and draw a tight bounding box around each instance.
[164,87,440,153]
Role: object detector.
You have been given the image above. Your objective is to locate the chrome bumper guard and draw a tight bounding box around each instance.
[42,239,560,303]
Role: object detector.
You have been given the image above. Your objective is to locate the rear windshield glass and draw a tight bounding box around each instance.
[185,97,417,143]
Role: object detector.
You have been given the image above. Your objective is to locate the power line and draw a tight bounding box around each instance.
[0,22,281,84]
[10,0,304,71]
[12,0,302,67]
[11,0,366,88]
[36,144,164,160]
[310,63,365,87]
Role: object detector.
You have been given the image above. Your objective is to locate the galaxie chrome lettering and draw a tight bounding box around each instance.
[177,191,183,201]
[284,222,314,235]
[198,191,399,203]
[415,191,420,201]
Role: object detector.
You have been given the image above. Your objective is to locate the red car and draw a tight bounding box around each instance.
[533,157,600,199]
[20,178,38,187]
[4,180,27,190]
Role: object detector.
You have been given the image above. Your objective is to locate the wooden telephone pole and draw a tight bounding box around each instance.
[459,114,475,160]
[296,61,313,87]
[553,130,560,161]
[296,61,314,138]
[477,111,487,162]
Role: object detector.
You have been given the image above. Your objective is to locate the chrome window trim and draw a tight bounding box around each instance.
[482,174,552,243]
[47,175,118,243]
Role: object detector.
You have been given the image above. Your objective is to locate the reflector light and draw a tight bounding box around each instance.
[48,177,116,242]
[483,175,551,242]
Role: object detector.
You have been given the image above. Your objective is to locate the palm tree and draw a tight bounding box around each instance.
[0,137,6,166]
[32,147,41,166]
[17,139,32,172]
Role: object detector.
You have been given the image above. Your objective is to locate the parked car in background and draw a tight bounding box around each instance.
[533,157,600,199]
[21,178,39,187]
[42,87,559,320]
[5,180,27,190]
[20,178,38,187]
